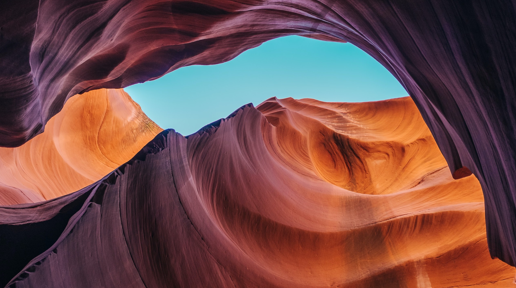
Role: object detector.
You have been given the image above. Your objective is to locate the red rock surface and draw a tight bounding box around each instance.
[0,88,161,205]
[1,0,516,266]
[0,96,513,287]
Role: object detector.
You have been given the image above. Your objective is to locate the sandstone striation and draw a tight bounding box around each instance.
[0,97,512,287]
[0,88,161,205]
[1,0,516,264]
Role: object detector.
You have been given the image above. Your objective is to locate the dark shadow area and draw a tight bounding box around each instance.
[0,191,90,287]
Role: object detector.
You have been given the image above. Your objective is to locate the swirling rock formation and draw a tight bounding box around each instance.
[1,96,513,287]
[0,88,161,205]
[1,0,515,265]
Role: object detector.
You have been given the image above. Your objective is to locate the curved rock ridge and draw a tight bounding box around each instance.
[1,0,516,264]
[1,97,513,287]
[0,88,162,205]
[258,97,448,195]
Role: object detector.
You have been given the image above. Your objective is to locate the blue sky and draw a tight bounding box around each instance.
[125,35,407,136]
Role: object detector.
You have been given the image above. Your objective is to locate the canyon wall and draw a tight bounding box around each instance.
[0,96,513,287]
[0,88,161,205]
[1,0,516,265]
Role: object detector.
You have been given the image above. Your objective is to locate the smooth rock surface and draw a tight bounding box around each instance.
[0,88,161,205]
[1,97,512,287]
[1,0,516,265]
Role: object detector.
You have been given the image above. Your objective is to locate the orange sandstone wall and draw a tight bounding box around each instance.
[0,89,162,204]
[0,93,513,287]
[1,0,516,266]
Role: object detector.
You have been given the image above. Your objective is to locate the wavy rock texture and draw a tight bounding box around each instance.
[0,97,513,287]
[0,88,162,205]
[1,0,516,265]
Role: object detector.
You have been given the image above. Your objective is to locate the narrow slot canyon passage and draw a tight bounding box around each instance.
[0,37,514,287]
[1,1,516,287]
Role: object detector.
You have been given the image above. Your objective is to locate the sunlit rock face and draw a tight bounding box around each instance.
[0,0,515,265]
[0,88,161,205]
[0,96,512,287]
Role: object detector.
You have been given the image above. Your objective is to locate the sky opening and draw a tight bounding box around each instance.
[125,35,407,136]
